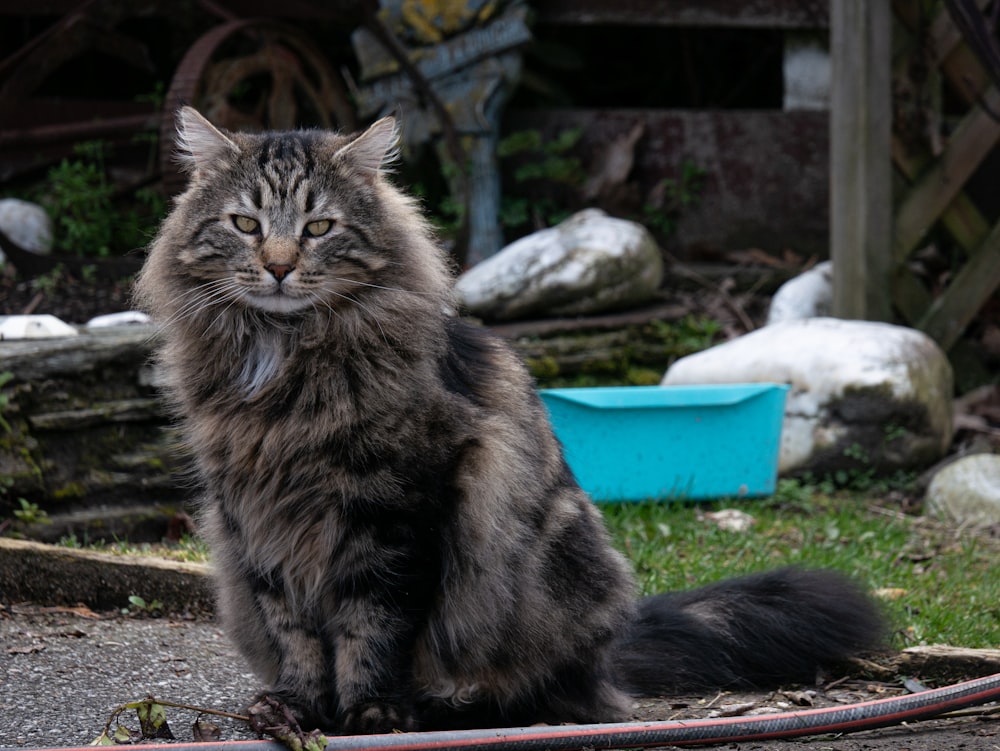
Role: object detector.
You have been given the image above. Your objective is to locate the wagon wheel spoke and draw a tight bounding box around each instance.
[162,19,358,193]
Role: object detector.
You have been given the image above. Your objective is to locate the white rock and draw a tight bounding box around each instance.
[0,315,78,340]
[85,311,152,329]
[783,34,830,111]
[926,454,1000,527]
[662,318,953,475]
[766,260,833,324]
[455,209,663,321]
[0,198,54,263]
[702,508,756,533]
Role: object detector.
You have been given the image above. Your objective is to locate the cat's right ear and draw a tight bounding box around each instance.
[334,116,400,180]
[175,107,238,173]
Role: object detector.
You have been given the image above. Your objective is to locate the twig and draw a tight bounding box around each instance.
[100,695,250,738]
[674,264,757,333]
[20,292,44,316]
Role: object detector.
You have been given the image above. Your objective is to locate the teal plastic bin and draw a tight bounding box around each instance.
[538,384,789,501]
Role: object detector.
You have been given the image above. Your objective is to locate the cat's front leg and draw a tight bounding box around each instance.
[325,515,437,735]
[328,600,422,734]
[216,557,340,728]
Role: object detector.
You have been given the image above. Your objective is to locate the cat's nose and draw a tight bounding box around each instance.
[265,263,294,281]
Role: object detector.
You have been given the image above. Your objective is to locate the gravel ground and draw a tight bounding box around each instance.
[1,608,258,748]
[2,606,998,751]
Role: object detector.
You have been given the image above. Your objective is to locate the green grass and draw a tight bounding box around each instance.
[57,532,211,563]
[599,480,1000,650]
[45,480,1000,649]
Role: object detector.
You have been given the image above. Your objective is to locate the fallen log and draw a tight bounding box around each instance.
[0,326,186,537]
[0,305,710,540]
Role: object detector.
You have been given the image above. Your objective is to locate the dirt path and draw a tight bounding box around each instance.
[2,606,998,751]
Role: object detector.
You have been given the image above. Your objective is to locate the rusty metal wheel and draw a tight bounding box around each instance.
[161,19,359,192]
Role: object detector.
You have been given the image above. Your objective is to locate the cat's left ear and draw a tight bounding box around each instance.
[335,117,400,180]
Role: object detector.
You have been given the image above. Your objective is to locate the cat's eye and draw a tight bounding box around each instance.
[303,219,333,238]
[232,215,260,234]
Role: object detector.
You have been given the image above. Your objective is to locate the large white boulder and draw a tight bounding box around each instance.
[663,318,953,476]
[454,209,663,321]
[0,198,53,263]
[0,315,78,340]
[766,260,832,324]
[925,454,1000,527]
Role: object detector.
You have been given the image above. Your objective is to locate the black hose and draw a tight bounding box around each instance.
[323,672,1000,751]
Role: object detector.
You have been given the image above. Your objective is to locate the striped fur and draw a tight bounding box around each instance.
[135,109,884,734]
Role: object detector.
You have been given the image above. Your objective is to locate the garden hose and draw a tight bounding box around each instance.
[322,672,1000,751]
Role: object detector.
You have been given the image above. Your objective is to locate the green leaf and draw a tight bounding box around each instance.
[112,725,137,743]
[136,700,173,739]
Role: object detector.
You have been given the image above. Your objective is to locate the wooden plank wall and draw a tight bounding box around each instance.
[519,0,831,260]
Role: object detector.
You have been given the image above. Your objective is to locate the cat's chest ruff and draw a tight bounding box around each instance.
[235,330,286,398]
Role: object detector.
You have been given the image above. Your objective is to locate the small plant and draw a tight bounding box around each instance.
[12,498,50,526]
[124,594,164,616]
[642,160,707,237]
[884,422,907,442]
[34,141,166,258]
[30,263,66,294]
[58,532,82,549]
[0,370,13,433]
[768,477,818,512]
[497,127,584,232]
[843,442,870,463]
[42,143,116,257]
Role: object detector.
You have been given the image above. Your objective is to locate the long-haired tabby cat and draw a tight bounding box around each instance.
[136,107,884,735]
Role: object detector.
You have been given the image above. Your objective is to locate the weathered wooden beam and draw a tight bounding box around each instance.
[918,218,1000,349]
[893,86,1000,262]
[0,327,182,516]
[891,266,933,326]
[830,0,892,321]
[533,0,829,28]
[890,0,998,333]
[891,133,992,255]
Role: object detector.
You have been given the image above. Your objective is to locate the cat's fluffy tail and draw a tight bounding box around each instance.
[613,567,885,695]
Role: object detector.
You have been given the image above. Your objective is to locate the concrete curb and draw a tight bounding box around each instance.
[0,537,214,614]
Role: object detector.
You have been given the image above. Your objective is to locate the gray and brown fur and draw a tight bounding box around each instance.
[135,108,884,735]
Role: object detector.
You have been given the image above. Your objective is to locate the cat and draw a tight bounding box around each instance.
[135,107,885,735]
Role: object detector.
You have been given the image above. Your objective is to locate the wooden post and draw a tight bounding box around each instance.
[830,1,893,321]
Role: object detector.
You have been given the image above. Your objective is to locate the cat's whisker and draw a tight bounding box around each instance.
[331,277,437,297]
[159,279,241,328]
[309,297,347,330]
[158,283,246,337]
[207,298,243,332]
[173,288,240,328]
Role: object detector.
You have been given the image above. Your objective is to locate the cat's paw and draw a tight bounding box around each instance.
[339,700,417,734]
[247,693,328,750]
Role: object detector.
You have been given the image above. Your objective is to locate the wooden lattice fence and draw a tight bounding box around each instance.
[832,0,1000,350]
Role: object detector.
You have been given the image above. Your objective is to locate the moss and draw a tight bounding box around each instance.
[580,357,626,376]
[625,368,662,386]
[52,482,86,500]
[804,383,948,476]
[526,355,560,379]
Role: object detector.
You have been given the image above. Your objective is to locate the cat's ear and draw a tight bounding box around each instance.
[335,117,400,180]
[175,107,238,172]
